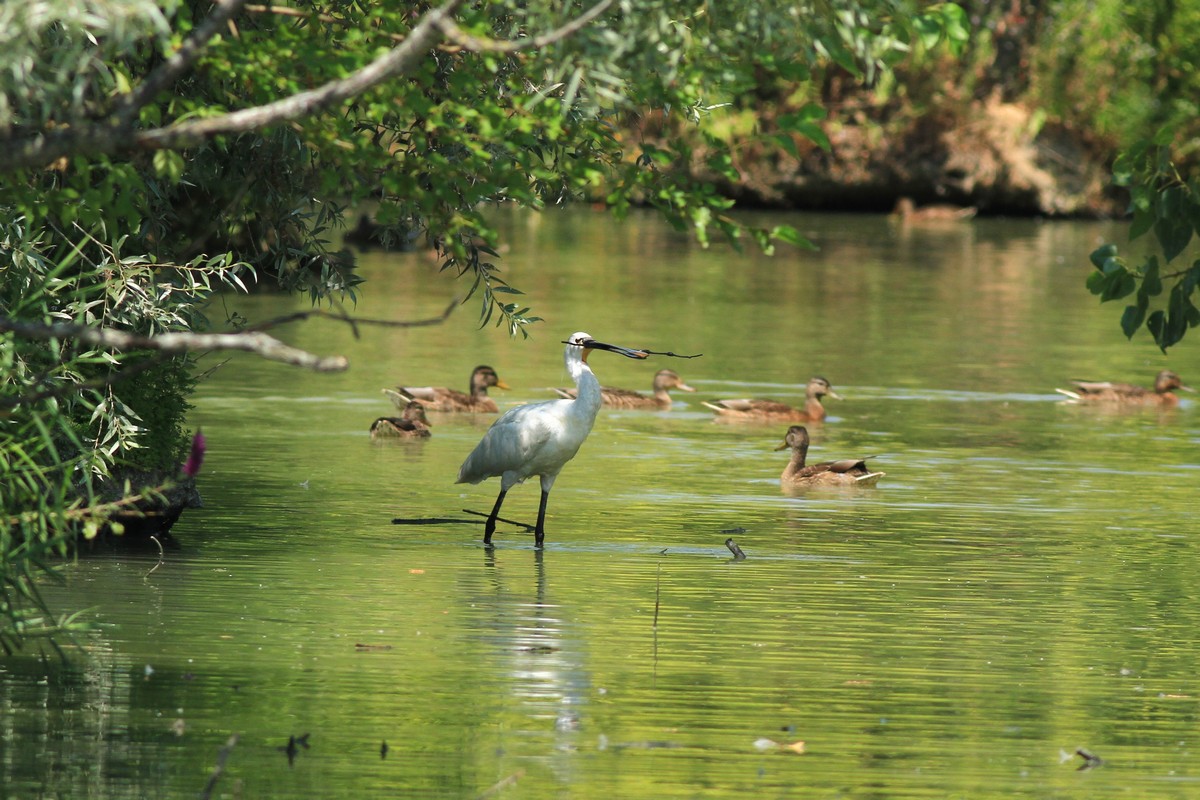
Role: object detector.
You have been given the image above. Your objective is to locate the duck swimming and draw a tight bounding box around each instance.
[553,368,696,409]
[892,197,978,221]
[385,365,509,413]
[776,425,884,487]
[369,400,432,439]
[703,376,840,422]
[1056,370,1194,406]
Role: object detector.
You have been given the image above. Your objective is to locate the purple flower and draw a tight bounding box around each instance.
[182,429,206,477]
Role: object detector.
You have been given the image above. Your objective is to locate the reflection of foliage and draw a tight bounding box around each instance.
[1088,137,1200,351]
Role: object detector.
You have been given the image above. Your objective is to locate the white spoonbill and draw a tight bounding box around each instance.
[456,332,648,548]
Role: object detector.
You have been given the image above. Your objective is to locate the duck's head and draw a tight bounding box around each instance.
[471,365,509,391]
[654,369,696,392]
[1155,370,1194,394]
[807,376,841,400]
[774,425,810,451]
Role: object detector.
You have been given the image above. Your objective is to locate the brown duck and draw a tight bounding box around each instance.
[384,365,509,413]
[703,376,840,422]
[552,368,696,409]
[1056,370,1194,406]
[776,425,884,487]
[892,197,977,221]
[369,400,432,439]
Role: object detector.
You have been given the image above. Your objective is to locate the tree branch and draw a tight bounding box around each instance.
[436,0,614,53]
[0,317,349,372]
[133,0,468,150]
[0,0,467,170]
[115,0,253,124]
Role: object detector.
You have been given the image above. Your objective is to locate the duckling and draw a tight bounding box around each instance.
[892,197,977,222]
[703,376,840,422]
[552,368,696,409]
[369,400,432,439]
[384,365,509,413]
[776,425,884,487]
[1056,370,1194,406]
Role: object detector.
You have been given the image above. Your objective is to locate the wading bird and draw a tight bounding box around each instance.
[384,365,509,413]
[1056,370,1194,406]
[552,368,696,409]
[457,332,649,547]
[369,400,431,439]
[703,376,840,422]
[776,425,884,487]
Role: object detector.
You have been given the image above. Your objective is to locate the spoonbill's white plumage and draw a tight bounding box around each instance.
[456,332,648,548]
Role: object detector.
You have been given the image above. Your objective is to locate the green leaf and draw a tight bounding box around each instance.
[772,132,799,158]
[152,150,185,185]
[1141,256,1162,296]
[770,225,817,251]
[1147,310,1168,349]
[1089,244,1118,270]
[1155,216,1192,263]
[1120,295,1147,338]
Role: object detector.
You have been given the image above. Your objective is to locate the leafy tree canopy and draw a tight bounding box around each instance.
[0,0,966,650]
[2,0,968,330]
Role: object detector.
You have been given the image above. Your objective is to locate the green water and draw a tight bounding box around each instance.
[4,209,1200,798]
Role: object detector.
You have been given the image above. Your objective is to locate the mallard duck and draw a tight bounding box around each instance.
[384,365,509,413]
[552,368,696,409]
[1055,370,1194,405]
[703,376,840,422]
[892,197,977,222]
[776,425,884,487]
[369,400,432,439]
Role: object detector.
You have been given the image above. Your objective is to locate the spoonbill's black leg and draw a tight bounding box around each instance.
[534,489,551,548]
[484,489,507,545]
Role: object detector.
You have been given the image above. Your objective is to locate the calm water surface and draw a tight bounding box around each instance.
[4,209,1200,798]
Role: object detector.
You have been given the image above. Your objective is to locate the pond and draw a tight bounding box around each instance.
[4,207,1200,798]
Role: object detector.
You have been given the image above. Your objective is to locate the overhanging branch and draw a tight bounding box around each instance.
[0,0,614,170]
[0,317,349,372]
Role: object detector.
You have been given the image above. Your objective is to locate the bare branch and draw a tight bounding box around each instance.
[115,0,253,124]
[0,299,458,406]
[240,296,460,335]
[0,317,349,372]
[436,0,614,53]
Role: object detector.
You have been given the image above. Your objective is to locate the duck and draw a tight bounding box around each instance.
[703,376,840,422]
[1055,370,1194,405]
[776,425,884,487]
[892,197,977,222]
[369,400,432,439]
[384,365,509,413]
[552,368,696,409]
[457,332,649,548]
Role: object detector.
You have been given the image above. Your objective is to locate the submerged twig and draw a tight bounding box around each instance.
[725,538,747,560]
[475,769,525,800]
[391,512,537,532]
[653,564,661,628]
[460,509,537,532]
[144,535,165,579]
[199,734,239,800]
